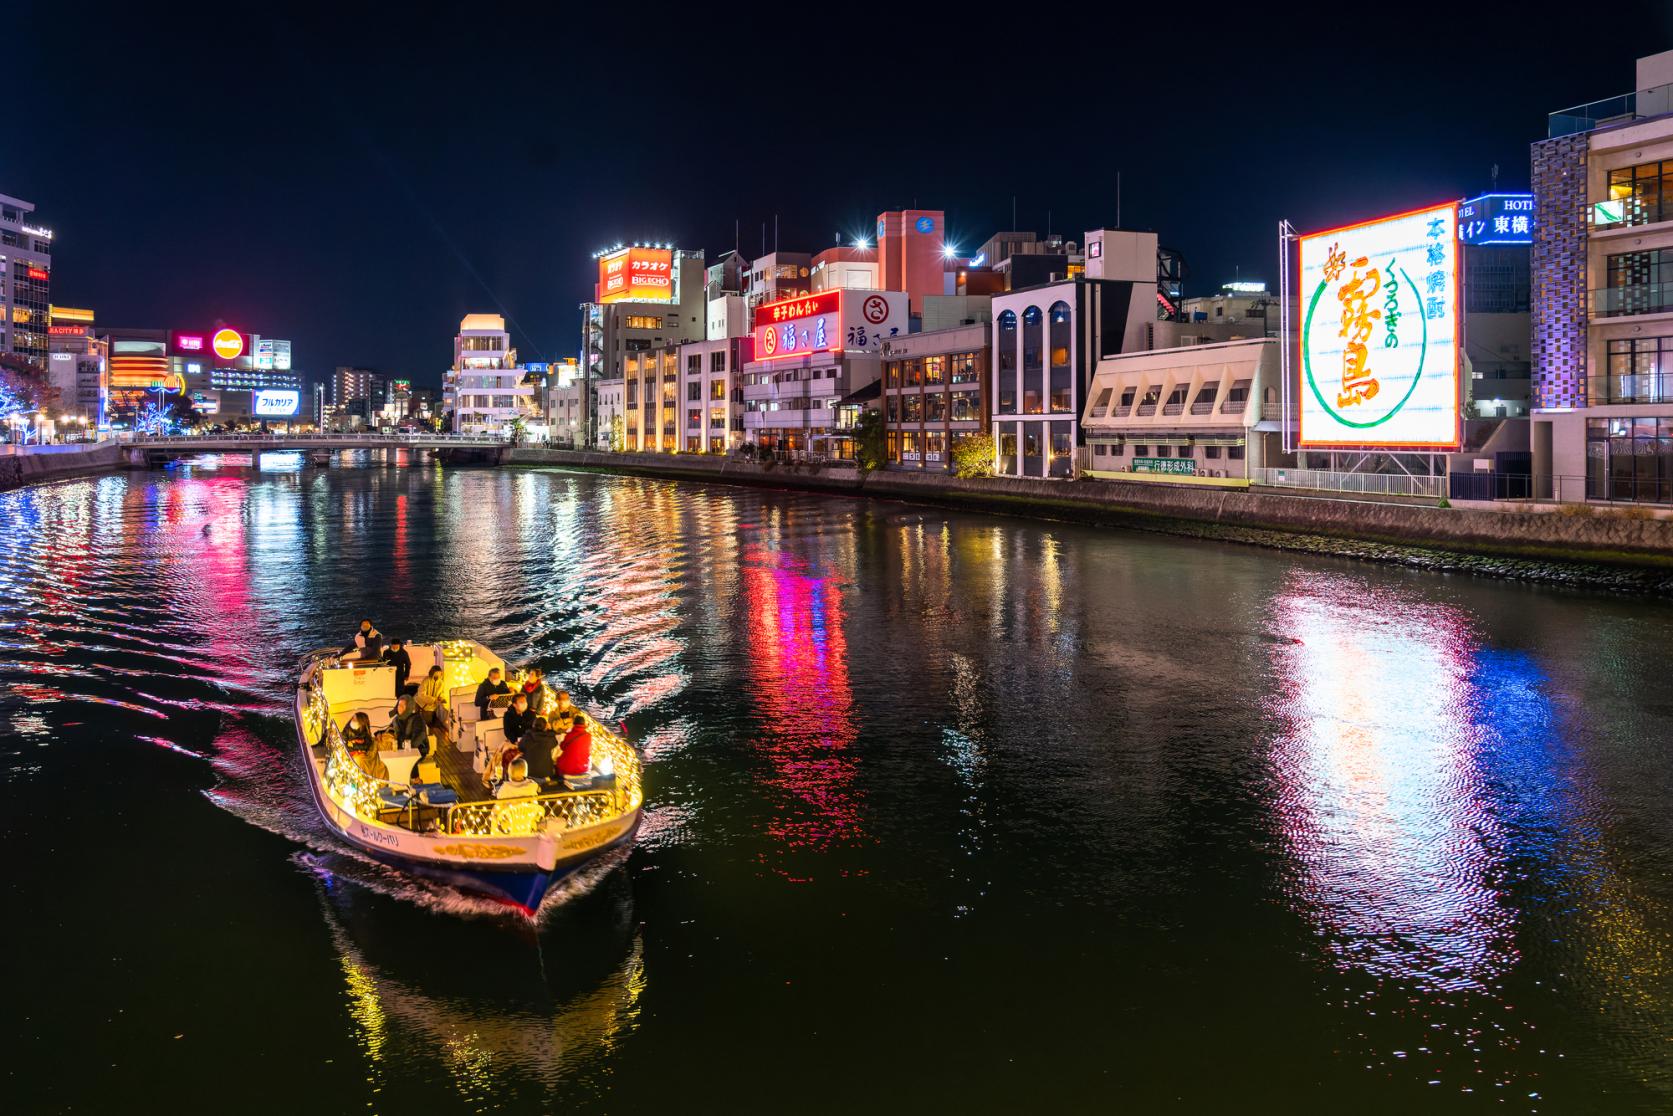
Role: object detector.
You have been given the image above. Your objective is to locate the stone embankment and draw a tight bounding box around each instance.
[0,442,122,491]
[509,448,1673,594]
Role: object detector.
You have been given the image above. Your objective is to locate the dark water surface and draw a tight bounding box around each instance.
[4,455,1673,1113]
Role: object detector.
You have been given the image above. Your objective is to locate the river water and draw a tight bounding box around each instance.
[3,455,1672,1113]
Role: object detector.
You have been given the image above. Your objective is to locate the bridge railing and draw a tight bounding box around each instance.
[113,432,510,446]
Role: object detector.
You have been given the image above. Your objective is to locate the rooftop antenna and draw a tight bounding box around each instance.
[761,222,766,256]
[1011,196,1017,229]
[774,214,779,253]
[1491,163,1500,191]
[1117,171,1122,229]
[734,219,739,255]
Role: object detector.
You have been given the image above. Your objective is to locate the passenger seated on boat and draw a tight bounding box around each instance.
[385,639,413,694]
[502,693,532,746]
[550,689,575,722]
[557,712,593,782]
[387,695,430,759]
[414,666,452,735]
[343,619,383,662]
[474,668,511,721]
[520,716,560,783]
[494,757,540,800]
[341,711,374,753]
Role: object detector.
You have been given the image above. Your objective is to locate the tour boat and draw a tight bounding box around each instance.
[294,638,642,913]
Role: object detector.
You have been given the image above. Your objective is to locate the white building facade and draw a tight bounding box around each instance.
[1080,338,1280,480]
[445,313,536,436]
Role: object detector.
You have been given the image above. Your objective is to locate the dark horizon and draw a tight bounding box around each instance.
[15,3,1673,388]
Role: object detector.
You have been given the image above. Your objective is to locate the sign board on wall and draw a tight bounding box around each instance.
[751,289,907,361]
[253,389,300,417]
[1297,203,1461,450]
[597,247,675,304]
[1457,194,1533,246]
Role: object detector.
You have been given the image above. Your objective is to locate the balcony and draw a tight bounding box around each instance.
[1189,400,1215,415]
[1162,402,1185,416]
[1220,397,1247,414]
[1593,283,1673,318]
[1549,81,1673,138]
[1135,400,1159,416]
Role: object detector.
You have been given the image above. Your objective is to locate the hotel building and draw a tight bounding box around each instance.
[1532,48,1673,503]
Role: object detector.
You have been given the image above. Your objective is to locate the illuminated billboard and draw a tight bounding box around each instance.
[1298,203,1460,450]
[750,289,908,362]
[253,389,301,417]
[597,247,675,304]
[1457,194,1533,246]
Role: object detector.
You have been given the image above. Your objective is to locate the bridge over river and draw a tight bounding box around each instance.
[113,432,515,465]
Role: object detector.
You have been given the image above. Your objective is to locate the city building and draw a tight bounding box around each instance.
[746,250,813,311]
[876,209,952,313]
[1080,338,1281,480]
[741,288,909,457]
[1180,282,1279,333]
[582,246,706,444]
[446,313,536,435]
[705,250,750,341]
[678,336,751,452]
[989,229,1162,478]
[0,193,52,371]
[101,324,300,425]
[1532,49,1673,503]
[880,324,990,472]
[46,306,106,424]
[622,345,679,453]
[811,245,879,293]
[334,366,382,409]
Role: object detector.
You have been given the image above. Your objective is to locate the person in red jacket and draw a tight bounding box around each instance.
[556,711,592,780]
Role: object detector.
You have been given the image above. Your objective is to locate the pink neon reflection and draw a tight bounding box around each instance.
[741,544,864,867]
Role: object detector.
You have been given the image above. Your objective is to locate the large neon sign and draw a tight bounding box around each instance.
[1297,203,1460,450]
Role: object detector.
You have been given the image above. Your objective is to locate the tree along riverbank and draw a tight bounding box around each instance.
[509,448,1673,595]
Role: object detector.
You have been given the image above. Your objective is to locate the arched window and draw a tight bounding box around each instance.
[1022,306,1043,415]
[1048,301,1071,412]
[996,310,1017,413]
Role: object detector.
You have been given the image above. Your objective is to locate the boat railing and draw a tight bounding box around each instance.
[437,711,643,838]
[303,655,642,837]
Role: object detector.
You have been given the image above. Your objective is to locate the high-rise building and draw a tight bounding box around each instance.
[333,366,382,408]
[1531,48,1673,504]
[446,313,536,435]
[581,246,706,445]
[0,193,53,370]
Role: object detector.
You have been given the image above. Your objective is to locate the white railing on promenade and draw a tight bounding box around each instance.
[1251,467,1446,499]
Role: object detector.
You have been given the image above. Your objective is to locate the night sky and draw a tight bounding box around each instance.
[15,4,1673,388]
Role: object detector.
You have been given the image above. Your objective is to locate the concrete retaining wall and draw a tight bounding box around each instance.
[509,448,1673,567]
[0,442,123,491]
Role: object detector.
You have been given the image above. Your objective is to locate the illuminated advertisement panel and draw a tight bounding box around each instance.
[252,389,301,417]
[597,247,675,304]
[1298,203,1460,450]
[750,290,908,362]
[1457,194,1533,246]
